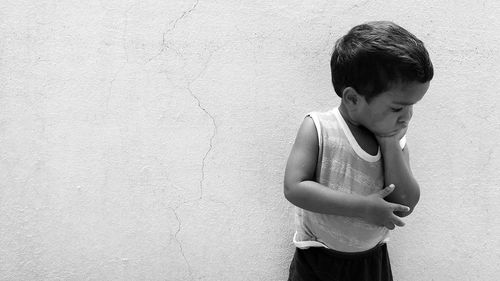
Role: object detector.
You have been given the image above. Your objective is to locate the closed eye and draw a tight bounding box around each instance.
[391,107,403,112]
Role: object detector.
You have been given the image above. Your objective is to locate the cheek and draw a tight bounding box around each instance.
[372,112,389,124]
[373,114,398,130]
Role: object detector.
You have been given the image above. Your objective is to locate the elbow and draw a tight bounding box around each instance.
[283,179,302,205]
[283,182,295,203]
[396,188,420,217]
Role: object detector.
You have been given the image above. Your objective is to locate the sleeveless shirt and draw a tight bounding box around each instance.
[293,107,406,252]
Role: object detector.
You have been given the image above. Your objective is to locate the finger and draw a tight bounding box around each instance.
[384,222,395,230]
[378,184,395,198]
[392,204,410,213]
[392,216,406,227]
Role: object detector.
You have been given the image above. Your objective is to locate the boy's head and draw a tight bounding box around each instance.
[330,21,434,102]
[331,21,433,137]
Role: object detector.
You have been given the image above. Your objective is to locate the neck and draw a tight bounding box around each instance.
[338,104,360,127]
[338,104,373,135]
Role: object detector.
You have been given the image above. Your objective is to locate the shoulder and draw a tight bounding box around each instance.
[295,116,319,149]
[295,108,340,149]
[284,116,320,185]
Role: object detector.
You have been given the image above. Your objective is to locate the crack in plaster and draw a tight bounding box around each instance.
[157,41,220,280]
[187,85,216,201]
[167,0,200,35]
[171,207,193,279]
[182,50,218,203]
[148,0,200,63]
[166,41,219,281]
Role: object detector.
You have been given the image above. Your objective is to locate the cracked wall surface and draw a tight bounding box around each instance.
[1,1,500,280]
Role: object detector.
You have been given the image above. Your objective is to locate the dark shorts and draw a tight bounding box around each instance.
[288,243,393,281]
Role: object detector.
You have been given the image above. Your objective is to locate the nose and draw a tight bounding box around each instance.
[399,106,413,124]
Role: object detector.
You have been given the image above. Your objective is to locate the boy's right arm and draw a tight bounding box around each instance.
[283,117,410,230]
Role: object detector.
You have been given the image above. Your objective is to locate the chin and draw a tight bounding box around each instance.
[378,129,399,137]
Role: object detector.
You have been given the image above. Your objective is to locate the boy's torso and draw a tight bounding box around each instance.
[294,107,389,252]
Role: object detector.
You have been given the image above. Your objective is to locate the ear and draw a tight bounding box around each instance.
[342,87,360,108]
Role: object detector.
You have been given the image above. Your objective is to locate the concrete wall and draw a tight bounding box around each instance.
[1,1,500,280]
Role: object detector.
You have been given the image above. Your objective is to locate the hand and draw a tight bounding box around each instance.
[375,126,408,148]
[363,184,410,229]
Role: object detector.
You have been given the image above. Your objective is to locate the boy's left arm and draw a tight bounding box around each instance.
[377,133,420,217]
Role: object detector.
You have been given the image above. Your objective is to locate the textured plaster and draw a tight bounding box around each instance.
[1,1,500,280]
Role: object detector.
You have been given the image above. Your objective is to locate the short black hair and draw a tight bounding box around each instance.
[330,21,434,101]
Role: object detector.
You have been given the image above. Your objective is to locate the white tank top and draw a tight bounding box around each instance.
[293,107,406,252]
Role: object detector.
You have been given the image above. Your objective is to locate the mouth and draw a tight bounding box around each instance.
[387,126,406,136]
[397,123,409,132]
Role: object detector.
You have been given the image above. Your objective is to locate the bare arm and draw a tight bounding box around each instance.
[377,134,420,217]
[284,117,409,229]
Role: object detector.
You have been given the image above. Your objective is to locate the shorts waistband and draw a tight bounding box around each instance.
[308,243,387,259]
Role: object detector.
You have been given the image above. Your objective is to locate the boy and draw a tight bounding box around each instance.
[284,21,433,280]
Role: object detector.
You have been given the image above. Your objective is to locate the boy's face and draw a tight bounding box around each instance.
[357,81,430,137]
